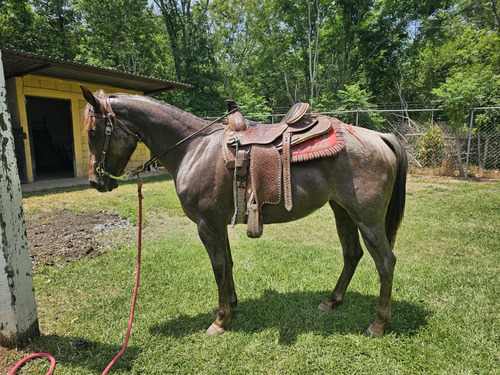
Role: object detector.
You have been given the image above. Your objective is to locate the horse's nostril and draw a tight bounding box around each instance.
[89,178,107,192]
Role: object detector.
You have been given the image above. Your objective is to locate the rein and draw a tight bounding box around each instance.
[93,100,238,181]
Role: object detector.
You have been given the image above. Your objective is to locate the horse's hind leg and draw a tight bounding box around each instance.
[357,222,396,337]
[318,201,363,311]
[197,219,236,335]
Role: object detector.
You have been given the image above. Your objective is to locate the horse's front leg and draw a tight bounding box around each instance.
[197,219,236,335]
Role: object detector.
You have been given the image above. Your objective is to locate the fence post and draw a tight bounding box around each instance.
[355,108,359,126]
[465,108,475,179]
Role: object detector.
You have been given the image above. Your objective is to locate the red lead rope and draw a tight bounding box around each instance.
[10,181,144,375]
[8,353,56,375]
[101,181,143,374]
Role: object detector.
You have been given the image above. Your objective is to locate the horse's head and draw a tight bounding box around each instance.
[81,86,140,192]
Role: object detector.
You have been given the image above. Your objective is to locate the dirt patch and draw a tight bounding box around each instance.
[26,209,132,268]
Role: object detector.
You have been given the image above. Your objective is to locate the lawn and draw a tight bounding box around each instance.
[3,174,500,374]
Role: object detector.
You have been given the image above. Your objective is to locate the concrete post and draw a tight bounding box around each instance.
[0,50,40,347]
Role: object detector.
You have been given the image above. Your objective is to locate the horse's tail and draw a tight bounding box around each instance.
[380,134,408,248]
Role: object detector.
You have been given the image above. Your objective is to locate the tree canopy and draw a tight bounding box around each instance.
[1,0,499,116]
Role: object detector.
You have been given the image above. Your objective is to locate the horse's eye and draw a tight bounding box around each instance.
[88,128,97,138]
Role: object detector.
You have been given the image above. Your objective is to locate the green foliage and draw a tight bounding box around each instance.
[417,126,445,167]
[432,72,481,130]
[154,0,223,114]
[75,0,162,75]
[237,92,273,123]
[1,0,497,116]
[337,83,375,110]
[30,0,83,59]
[0,0,36,51]
[406,4,500,107]
[336,83,386,130]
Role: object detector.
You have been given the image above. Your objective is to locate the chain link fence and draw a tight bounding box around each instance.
[225,106,500,180]
[343,106,500,180]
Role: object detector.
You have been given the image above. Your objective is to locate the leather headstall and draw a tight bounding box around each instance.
[90,97,142,178]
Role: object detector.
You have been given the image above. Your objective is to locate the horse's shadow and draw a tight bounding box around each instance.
[150,290,430,345]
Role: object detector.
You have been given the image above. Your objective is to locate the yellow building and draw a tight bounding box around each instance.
[1,49,191,184]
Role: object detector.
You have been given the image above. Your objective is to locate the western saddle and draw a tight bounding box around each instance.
[223,100,332,238]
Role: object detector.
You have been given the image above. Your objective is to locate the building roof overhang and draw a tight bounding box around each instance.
[1,48,192,94]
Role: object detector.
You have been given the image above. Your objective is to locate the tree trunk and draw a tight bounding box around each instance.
[489,0,500,30]
[454,127,465,177]
[155,0,184,82]
[0,51,40,348]
[306,0,321,103]
[482,135,490,170]
[477,130,482,170]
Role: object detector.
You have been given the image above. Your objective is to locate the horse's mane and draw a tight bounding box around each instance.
[83,90,210,135]
[111,93,210,126]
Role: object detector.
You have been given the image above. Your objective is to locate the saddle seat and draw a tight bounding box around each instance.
[225,100,312,145]
[223,100,333,238]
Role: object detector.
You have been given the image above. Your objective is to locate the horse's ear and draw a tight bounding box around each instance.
[80,85,100,109]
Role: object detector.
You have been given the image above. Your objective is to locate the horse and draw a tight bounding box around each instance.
[80,86,407,337]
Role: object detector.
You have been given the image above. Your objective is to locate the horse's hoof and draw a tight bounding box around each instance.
[317,300,333,312]
[363,324,383,338]
[206,322,225,335]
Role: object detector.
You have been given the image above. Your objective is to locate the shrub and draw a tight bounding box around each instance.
[417,126,445,167]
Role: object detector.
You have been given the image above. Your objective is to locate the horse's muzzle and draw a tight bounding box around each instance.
[89,176,118,192]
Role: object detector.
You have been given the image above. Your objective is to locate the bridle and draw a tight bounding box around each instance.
[90,96,238,181]
[90,97,143,180]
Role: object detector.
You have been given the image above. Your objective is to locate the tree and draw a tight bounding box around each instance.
[154,0,223,113]
[336,83,385,130]
[30,0,82,59]
[459,0,500,30]
[432,72,482,177]
[0,0,36,51]
[75,0,164,75]
[0,0,82,59]
[405,0,500,104]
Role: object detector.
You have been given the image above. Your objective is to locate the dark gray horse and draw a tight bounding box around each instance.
[81,86,407,337]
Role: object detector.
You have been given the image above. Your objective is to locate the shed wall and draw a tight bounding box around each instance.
[9,74,151,182]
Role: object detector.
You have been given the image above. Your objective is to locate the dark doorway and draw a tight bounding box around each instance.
[26,97,75,180]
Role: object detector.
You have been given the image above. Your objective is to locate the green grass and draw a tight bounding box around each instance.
[6,176,500,374]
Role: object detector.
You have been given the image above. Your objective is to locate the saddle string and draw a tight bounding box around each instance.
[231,141,240,227]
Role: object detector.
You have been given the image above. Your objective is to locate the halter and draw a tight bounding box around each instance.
[91,97,142,180]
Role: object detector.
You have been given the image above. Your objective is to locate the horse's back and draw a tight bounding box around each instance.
[262,127,401,224]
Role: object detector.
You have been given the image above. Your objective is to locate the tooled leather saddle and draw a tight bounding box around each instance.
[222,100,338,238]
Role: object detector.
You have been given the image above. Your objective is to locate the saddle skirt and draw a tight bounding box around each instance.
[222,109,346,238]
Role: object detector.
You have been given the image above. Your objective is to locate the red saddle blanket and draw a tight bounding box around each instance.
[289,117,345,163]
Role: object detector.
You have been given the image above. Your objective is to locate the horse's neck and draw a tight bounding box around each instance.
[115,96,211,173]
